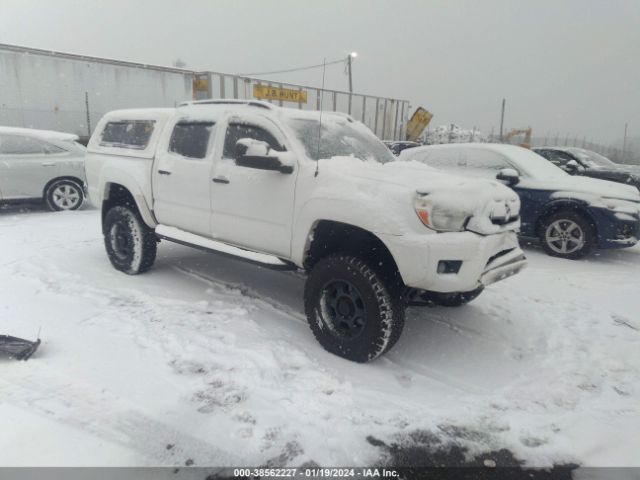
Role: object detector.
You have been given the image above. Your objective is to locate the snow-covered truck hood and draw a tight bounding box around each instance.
[520,175,640,202]
[317,157,521,235]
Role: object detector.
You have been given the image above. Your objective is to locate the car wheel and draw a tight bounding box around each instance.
[103,206,157,274]
[419,286,484,307]
[304,253,405,362]
[540,210,595,260]
[45,179,84,211]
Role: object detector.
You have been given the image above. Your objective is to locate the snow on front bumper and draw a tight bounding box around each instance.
[379,230,526,293]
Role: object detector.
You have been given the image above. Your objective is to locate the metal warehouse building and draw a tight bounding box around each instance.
[0,43,410,141]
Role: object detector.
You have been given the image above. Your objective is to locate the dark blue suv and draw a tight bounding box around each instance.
[400,143,640,259]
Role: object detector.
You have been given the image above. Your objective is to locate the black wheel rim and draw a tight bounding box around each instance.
[319,280,367,339]
[110,221,132,261]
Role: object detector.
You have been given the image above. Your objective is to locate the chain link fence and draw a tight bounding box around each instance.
[0,43,410,142]
[424,123,639,166]
[197,72,410,140]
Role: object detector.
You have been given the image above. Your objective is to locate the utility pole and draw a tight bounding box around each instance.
[622,122,628,162]
[85,91,91,138]
[499,98,506,141]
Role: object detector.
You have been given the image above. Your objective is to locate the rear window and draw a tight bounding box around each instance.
[100,120,155,149]
[169,122,215,159]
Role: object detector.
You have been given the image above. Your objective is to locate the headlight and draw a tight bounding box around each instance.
[414,195,469,232]
[602,197,640,216]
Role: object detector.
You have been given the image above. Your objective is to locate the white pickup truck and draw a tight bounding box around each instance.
[85,100,526,362]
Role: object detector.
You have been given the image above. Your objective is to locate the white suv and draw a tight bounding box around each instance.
[0,127,87,210]
[85,100,526,362]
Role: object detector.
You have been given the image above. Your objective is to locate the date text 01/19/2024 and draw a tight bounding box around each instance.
[232,468,399,478]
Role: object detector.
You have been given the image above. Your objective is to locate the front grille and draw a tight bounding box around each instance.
[491,214,520,226]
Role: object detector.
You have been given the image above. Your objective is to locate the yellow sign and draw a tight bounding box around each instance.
[253,85,308,104]
[193,75,209,92]
[406,107,433,142]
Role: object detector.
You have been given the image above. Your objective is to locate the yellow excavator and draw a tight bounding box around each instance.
[503,127,532,149]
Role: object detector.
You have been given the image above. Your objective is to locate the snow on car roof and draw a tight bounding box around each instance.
[401,142,568,179]
[0,126,79,141]
[403,142,529,156]
[401,143,640,201]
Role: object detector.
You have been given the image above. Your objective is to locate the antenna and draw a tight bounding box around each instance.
[315,58,327,177]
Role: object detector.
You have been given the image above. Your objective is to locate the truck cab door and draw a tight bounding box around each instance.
[152,121,217,236]
[210,114,298,258]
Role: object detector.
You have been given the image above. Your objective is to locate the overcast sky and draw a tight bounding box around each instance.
[1,0,638,144]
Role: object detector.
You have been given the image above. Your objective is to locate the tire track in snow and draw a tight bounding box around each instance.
[173,265,307,325]
[0,375,241,466]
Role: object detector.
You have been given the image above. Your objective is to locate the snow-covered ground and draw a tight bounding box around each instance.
[1,206,639,468]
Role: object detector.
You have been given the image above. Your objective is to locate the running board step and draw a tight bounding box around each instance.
[155,225,297,271]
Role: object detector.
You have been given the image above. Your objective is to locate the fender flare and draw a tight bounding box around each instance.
[99,169,157,228]
[291,197,405,266]
[536,198,597,236]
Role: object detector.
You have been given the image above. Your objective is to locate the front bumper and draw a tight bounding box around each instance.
[592,207,640,249]
[379,230,526,293]
[479,248,527,287]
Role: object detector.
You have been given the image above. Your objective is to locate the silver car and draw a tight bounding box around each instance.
[0,127,87,211]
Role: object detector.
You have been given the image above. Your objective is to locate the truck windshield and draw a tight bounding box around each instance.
[287,118,395,164]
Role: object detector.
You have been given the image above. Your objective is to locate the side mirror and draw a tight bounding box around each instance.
[233,139,293,174]
[564,159,580,174]
[496,168,520,186]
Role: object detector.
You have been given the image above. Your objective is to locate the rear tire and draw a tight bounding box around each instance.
[304,254,405,362]
[539,210,595,260]
[45,179,84,211]
[103,206,157,274]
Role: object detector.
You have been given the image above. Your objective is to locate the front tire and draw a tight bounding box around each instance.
[304,254,405,362]
[45,179,84,211]
[103,206,157,274]
[540,210,595,260]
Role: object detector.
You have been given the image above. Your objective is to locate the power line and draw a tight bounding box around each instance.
[236,58,345,77]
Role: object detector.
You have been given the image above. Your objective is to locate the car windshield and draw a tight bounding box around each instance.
[565,148,617,168]
[286,117,395,164]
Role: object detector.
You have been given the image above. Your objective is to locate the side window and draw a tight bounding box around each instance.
[413,151,462,170]
[223,123,284,158]
[466,150,514,174]
[100,120,155,149]
[42,142,66,154]
[0,135,48,155]
[544,150,576,167]
[421,150,515,177]
[169,122,215,159]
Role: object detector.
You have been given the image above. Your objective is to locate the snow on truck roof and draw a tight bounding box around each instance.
[87,101,358,158]
[0,126,79,141]
[100,101,351,123]
[178,101,353,125]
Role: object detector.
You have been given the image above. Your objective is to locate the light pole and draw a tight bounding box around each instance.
[622,122,628,162]
[347,52,357,93]
[499,98,506,142]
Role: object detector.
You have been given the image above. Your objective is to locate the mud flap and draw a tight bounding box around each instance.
[0,335,41,360]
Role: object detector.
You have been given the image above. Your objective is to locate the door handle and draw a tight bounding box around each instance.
[157,170,172,175]
[41,162,55,167]
[212,176,230,184]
